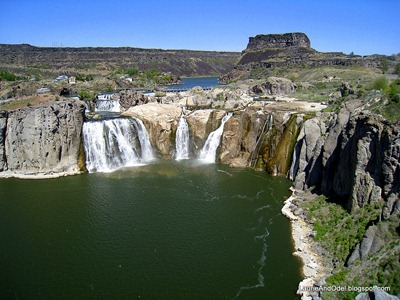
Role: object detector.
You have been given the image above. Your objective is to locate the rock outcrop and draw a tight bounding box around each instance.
[0,100,86,177]
[0,111,7,171]
[0,44,240,77]
[251,77,297,95]
[119,90,155,111]
[220,32,383,83]
[290,109,400,215]
[356,286,400,300]
[122,103,182,158]
[246,33,311,50]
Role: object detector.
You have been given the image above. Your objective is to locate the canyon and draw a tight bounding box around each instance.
[0,32,399,299]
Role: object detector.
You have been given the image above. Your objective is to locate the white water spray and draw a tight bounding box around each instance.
[175,114,190,160]
[95,100,121,112]
[82,117,153,173]
[199,112,232,163]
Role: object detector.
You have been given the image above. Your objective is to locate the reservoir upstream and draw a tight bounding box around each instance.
[0,160,301,299]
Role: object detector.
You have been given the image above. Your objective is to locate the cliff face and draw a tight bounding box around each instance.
[0,44,240,77]
[220,32,381,83]
[246,33,311,50]
[0,100,86,177]
[0,111,7,171]
[290,109,400,217]
[122,102,303,171]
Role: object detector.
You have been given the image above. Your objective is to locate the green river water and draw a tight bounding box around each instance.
[0,160,302,299]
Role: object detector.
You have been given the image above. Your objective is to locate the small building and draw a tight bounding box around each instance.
[68,76,76,84]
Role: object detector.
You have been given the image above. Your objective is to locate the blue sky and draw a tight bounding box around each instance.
[0,0,399,55]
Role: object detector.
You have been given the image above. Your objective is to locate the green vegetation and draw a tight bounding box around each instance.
[110,67,178,87]
[368,76,388,91]
[365,77,400,121]
[76,74,94,82]
[394,63,400,76]
[303,195,380,262]
[78,90,93,100]
[301,195,400,299]
[379,59,390,74]
[0,69,20,81]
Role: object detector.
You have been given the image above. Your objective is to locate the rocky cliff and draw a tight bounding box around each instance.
[246,33,311,50]
[288,108,400,296]
[220,32,382,83]
[0,100,86,177]
[0,44,240,77]
[290,109,400,216]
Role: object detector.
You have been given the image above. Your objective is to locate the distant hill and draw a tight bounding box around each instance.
[0,44,240,77]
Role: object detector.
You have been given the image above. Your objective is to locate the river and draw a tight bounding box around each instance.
[166,76,220,90]
[0,161,301,299]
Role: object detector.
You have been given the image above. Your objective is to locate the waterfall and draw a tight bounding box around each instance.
[175,114,190,160]
[199,112,232,163]
[95,100,121,112]
[82,117,153,173]
[131,117,154,162]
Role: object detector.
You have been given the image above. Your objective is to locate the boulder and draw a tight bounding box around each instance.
[252,77,297,96]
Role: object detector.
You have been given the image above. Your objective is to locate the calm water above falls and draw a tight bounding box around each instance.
[167,76,220,90]
[0,161,301,299]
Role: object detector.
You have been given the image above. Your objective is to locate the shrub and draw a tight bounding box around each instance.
[394,63,400,76]
[369,76,388,91]
[386,81,400,103]
[0,69,19,81]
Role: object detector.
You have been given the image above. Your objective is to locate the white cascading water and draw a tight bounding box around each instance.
[95,100,121,112]
[175,114,190,160]
[82,117,153,173]
[131,117,154,162]
[198,112,232,163]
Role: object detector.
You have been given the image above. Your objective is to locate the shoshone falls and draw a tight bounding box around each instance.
[0,108,303,299]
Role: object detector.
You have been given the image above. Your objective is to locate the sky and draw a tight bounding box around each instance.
[0,0,399,55]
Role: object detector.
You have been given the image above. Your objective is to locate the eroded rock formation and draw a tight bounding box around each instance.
[0,100,86,177]
[220,32,383,83]
[251,77,297,95]
[290,109,400,215]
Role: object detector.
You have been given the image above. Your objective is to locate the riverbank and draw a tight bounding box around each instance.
[282,188,330,300]
[0,170,83,179]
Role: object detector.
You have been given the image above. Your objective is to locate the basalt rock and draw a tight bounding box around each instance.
[221,32,383,83]
[290,108,400,217]
[0,44,240,77]
[246,33,311,50]
[252,77,297,95]
[3,100,86,176]
[0,110,8,171]
[119,90,155,110]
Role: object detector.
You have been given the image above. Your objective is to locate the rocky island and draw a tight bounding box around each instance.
[0,33,399,299]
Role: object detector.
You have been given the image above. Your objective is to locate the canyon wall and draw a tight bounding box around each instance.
[290,109,400,216]
[0,44,240,77]
[0,100,86,177]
